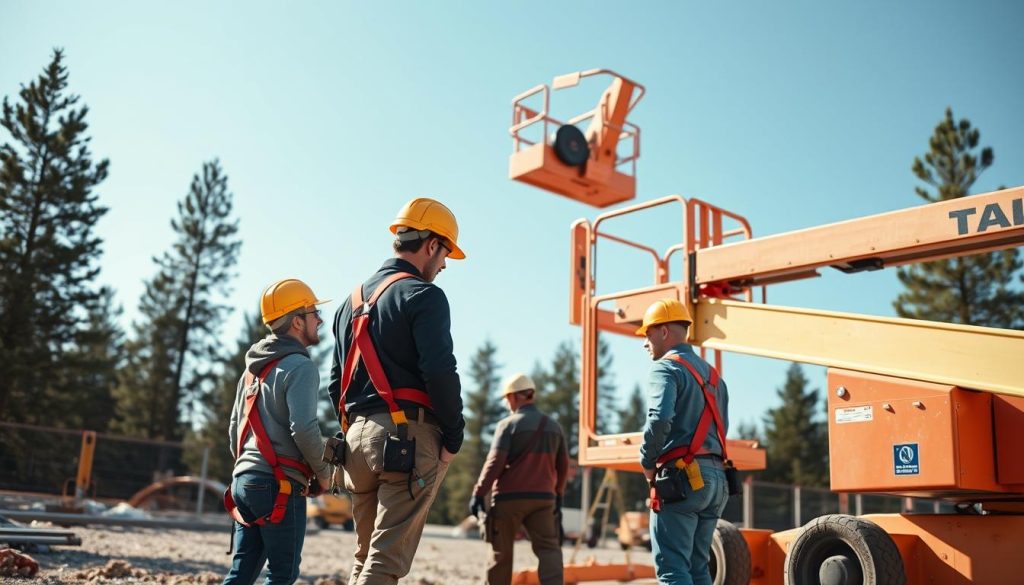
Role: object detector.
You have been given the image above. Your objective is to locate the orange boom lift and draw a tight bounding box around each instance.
[508,69,1024,584]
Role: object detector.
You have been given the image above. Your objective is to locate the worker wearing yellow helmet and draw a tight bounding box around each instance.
[328,197,466,584]
[469,373,569,585]
[224,279,332,584]
[636,298,733,585]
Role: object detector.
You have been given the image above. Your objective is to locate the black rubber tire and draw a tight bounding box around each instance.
[552,124,590,167]
[313,517,329,530]
[784,514,906,585]
[709,519,751,585]
[342,518,354,532]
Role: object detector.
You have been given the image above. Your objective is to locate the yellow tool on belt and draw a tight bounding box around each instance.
[675,459,705,491]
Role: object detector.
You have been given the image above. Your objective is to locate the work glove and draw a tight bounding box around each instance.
[554,494,563,516]
[469,495,485,519]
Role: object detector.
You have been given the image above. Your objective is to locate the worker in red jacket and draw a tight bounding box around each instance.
[470,373,569,585]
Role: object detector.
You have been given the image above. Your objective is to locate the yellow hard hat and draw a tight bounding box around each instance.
[501,373,536,397]
[389,197,466,260]
[260,279,330,325]
[635,298,692,336]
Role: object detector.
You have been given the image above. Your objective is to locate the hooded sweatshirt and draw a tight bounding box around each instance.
[228,334,330,484]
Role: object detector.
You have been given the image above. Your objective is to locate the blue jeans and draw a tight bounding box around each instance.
[222,472,307,585]
[649,462,728,585]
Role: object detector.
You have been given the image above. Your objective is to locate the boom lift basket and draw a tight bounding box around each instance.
[509,69,644,208]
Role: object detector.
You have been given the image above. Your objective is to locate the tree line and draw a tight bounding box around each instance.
[2,50,1019,508]
[1,50,241,454]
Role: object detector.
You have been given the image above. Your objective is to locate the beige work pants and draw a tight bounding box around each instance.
[487,498,563,585]
[342,412,450,585]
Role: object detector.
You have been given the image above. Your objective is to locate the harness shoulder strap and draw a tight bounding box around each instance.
[656,354,729,466]
[339,272,432,431]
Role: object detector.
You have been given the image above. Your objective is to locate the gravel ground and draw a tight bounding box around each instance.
[11,523,655,584]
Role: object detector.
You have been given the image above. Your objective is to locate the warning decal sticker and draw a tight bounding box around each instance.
[894,443,920,476]
[835,405,873,424]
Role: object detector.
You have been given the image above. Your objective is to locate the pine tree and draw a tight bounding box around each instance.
[617,383,649,511]
[618,382,646,433]
[733,420,762,442]
[595,335,618,434]
[536,340,580,457]
[463,340,504,464]
[58,287,124,430]
[113,160,240,440]
[894,108,1023,329]
[0,49,114,425]
[431,340,504,525]
[183,308,265,482]
[761,363,828,487]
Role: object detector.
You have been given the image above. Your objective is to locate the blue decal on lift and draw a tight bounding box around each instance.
[894,443,920,476]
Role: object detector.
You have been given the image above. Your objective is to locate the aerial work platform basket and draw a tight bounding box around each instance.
[509,69,644,208]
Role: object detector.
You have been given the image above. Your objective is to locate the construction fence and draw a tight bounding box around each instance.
[0,422,219,504]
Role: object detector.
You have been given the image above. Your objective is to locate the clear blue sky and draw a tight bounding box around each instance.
[3,1,1022,434]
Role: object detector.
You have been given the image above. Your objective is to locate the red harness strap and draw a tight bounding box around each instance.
[338,272,433,432]
[649,354,729,512]
[223,358,313,528]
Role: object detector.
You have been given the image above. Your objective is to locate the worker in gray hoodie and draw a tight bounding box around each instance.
[223,278,332,585]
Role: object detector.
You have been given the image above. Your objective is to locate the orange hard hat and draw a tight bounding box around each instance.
[635,298,692,336]
[389,197,465,260]
[260,279,330,325]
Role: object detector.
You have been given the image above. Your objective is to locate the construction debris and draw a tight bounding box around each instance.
[0,547,40,578]
[71,560,223,583]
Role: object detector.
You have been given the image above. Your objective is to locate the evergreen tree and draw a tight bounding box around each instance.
[430,339,504,525]
[59,287,124,430]
[536,340,580,457]
[184,308,264,482]
[617,382,646,433]
[595,335,618,434]
[733,419,762,442]
[617,383,649,511]
[0,49,114,425]
[761,363,828,487]
[113,160,240,440]
[463,340,504,464]
[894,108,1023,329]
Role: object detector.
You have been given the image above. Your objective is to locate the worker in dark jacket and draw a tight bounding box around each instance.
[470,373,569,585]
[637,299,730,585]
[328,197,466,585]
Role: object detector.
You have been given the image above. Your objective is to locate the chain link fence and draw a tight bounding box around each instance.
[0,422,216,503]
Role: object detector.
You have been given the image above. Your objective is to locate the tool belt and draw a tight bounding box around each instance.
[649,355,738,513]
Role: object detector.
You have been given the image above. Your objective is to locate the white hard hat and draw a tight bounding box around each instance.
[501,373,536,397]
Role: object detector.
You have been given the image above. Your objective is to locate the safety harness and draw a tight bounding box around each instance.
[649,354,730,512]
[223,358,314,527]
[338,272,433,432]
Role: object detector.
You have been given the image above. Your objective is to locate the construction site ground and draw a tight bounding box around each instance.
[12,522,654,584]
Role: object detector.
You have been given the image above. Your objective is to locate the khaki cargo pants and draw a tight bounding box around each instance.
[341,411,450,585]
[486,498,563,585]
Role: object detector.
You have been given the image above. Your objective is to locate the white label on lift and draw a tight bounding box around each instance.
[835,405,873,424]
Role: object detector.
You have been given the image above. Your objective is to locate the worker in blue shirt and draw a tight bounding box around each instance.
[637,299,730,585]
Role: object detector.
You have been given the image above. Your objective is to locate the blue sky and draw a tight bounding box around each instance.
[3,1,1022,435]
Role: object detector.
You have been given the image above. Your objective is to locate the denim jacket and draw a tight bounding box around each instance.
[640,344,729,470]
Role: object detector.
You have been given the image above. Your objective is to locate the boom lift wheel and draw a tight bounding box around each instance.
[784,514,906,585]
[709,519,751,585]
